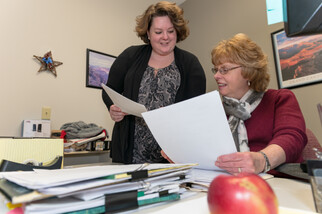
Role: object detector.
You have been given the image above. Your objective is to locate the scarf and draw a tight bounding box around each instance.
[223,89,264,152]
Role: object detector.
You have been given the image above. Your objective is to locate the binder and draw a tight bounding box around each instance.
[0,179,51,205]
[0,163,195,212]
[105,190,180,213]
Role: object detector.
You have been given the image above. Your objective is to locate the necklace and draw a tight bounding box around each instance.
[153,68,159,77]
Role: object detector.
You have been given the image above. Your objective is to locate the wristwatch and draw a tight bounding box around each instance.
[259,151,271,173]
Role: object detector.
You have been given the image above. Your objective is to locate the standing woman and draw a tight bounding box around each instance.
[102,1,206,164]
[212,33,307,176]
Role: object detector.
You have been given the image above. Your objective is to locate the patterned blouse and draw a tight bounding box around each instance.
[132,61,180,163]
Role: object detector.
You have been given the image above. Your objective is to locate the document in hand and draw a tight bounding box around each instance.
[101,83,147,117]
[142,90,237,170]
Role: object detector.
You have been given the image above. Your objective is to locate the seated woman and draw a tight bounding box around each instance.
[211,33,307,176]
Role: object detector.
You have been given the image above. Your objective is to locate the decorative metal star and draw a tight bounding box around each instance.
[33,51,63,77]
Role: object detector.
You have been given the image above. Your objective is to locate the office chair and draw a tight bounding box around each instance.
[302,128,322,160]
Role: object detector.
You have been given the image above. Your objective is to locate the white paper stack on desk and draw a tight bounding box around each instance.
[0,163,196,213]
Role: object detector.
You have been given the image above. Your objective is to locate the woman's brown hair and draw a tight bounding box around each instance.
[135,1,189,43]
[211,33,270,92]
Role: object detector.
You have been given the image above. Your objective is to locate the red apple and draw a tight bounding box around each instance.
[207,173,278,214]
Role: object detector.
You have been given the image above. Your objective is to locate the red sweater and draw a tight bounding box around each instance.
[245,89,307,165]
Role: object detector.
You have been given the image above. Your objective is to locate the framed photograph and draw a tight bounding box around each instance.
[271,29,322,89]
[86,49,116,89]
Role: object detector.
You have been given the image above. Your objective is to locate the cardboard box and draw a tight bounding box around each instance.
[22,120,51,138]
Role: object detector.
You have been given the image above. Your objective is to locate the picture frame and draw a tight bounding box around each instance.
[271,29,322,89]
[86,49,116,89]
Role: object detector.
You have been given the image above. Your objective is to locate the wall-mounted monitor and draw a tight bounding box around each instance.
[283,0,322,37]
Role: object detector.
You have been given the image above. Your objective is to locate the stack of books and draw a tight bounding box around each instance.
[0,163,196,213]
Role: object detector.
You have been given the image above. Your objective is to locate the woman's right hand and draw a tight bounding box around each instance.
[215,152,264,175]
[109,105,127,122]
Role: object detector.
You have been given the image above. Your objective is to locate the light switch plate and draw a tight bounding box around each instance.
[41,106,51,120]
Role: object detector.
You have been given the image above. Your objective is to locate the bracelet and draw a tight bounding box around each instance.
[259,151,271,173]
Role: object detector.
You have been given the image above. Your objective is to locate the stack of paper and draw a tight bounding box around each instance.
[0,163,195,213]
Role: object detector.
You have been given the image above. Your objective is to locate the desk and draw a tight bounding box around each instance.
[0,177,317,214]
[131,177,317,214]
[267,178,316,212]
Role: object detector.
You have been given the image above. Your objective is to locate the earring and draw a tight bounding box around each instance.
[248,81,251,86]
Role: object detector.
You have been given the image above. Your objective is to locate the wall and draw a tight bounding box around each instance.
[179,0,322,143]
[0,0,162,137]
[0,0,321,143]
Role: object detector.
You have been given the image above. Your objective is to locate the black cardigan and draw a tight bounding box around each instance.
[102,44,206,163]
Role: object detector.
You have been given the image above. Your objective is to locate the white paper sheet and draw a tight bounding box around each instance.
[101,83,147,117]
[24,196,105,214]
[142,91,237,170]
[188,168,274,185]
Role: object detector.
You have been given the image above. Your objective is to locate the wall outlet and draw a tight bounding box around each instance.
[41,106,51,120]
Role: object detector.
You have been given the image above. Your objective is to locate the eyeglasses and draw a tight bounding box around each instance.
[211,66,242,75]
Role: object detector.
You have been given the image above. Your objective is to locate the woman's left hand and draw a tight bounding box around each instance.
[215,152,265,175]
